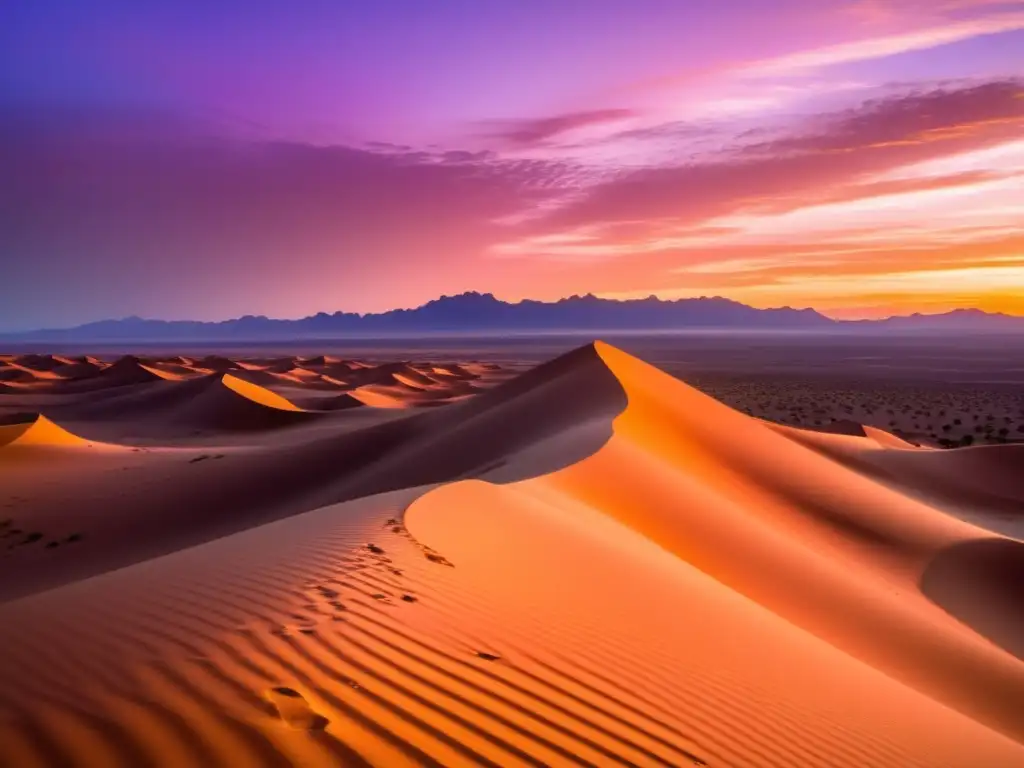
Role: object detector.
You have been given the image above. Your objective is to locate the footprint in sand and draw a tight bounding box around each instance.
[266,686,329,730]
[425,551,454,567]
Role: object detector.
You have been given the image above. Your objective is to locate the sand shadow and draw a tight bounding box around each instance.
[920,537,1024,661]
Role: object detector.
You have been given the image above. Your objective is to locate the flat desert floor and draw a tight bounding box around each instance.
[0,342,1022,767]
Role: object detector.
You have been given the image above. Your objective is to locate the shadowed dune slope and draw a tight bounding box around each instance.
[921,537,1024,662]
[0,363,63,382]
[0,345,626,600]
[42,374,317,437]
[766,422,1024,535]
[12,354,68,371]
[296,392,366,411]
[51,360,105,380]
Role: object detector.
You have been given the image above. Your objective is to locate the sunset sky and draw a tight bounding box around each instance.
[2,0,1023,330]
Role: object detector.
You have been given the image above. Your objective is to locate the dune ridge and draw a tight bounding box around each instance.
[435,342,1024,742]
[0,342,1020,766]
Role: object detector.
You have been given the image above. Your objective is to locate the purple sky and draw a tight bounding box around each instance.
[2,0,1023,329]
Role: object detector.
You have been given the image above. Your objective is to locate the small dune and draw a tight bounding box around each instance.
[304,392,365,412]
[194,355,243,372]
[94,356,177,386]
[12,354,67,372]
[0,413,96,449]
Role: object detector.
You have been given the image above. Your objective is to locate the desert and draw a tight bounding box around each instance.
[8,0,1024,763]
[0,340,1021,767]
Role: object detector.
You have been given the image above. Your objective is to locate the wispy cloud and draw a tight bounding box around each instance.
[746,10,1024,77]
[496,81,1022,236]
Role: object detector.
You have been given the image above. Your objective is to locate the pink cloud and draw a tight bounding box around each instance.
[511,80,1024,234]
[481,109,636,148]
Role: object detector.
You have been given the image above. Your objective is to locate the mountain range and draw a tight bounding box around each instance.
[4,293,1022,341]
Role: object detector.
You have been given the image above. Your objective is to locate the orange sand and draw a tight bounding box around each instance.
[0,343,1020,766]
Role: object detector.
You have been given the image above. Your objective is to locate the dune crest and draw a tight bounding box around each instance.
[221,372,303,411]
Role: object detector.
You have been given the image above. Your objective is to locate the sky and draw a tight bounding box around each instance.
[1,0,1023,330]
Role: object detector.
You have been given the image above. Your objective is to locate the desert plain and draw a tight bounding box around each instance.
[0,335,1022,767]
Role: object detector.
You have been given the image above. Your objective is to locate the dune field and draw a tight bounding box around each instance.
[0,343,1021,767]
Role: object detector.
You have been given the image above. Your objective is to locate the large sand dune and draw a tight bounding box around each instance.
[0,342,1020,766]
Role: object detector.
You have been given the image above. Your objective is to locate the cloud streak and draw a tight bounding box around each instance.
[746,11,1024,77]
[481,109,636,148]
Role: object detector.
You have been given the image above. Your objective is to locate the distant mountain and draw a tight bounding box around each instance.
[845,308,1024,331]
[2,293,1020,342]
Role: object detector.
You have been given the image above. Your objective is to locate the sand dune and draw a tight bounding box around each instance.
[195,355,245,372]
[67,373,317,437]
[297,392,366,412]
[349,384,440,408]
[428,363,479,380]
[11,354,70,371]
[0,342,1020,766]
[0,365,43,383]
[482,343,1024,743]
[50,359,105,380]
[0,413,96,449]
[229,367,307,387]
[0,362,66,382]
[221,373,303,411]
[0,347,620,600]
[60,355,179,389]
[2,353,508,404]
[346,367,482,408]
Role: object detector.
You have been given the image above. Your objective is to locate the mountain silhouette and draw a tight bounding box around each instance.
[2,292,1020,341]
